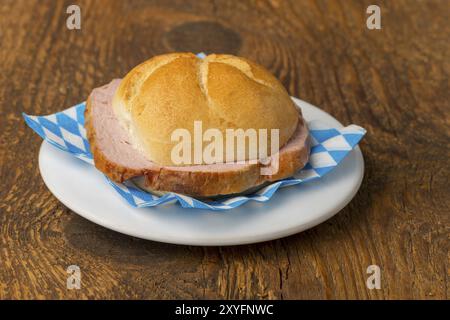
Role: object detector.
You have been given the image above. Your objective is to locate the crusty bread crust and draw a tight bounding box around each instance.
[112,53,300,166]
[85,94,310,197]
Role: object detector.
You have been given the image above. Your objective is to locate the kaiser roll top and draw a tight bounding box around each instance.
[112,52,300,166]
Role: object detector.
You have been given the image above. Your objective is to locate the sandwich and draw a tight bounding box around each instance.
[85,53,310,198]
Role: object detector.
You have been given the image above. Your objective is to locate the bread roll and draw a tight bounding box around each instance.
[112,53,299,166]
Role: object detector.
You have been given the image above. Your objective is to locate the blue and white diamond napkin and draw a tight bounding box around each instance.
[23,101,365,210]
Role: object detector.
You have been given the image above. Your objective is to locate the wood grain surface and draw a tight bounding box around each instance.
[0,0,448,299]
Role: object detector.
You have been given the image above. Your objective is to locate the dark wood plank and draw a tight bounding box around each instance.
[0,0,448,299]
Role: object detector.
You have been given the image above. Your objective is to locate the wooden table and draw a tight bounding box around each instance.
[0,0,448,299]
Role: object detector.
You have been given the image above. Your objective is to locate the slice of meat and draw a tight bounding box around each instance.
[85,80,310,197]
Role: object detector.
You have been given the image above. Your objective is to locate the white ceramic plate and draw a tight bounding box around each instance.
[39,98,364,246]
